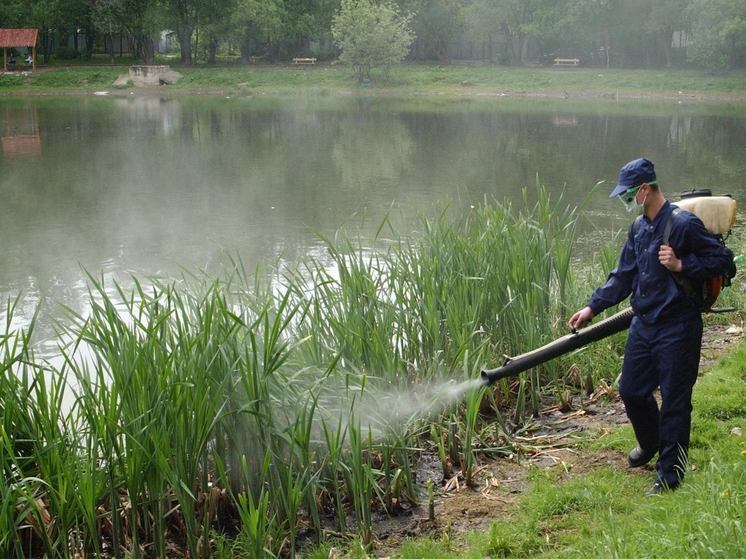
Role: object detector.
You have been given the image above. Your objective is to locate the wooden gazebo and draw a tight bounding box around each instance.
[0,28,38,71]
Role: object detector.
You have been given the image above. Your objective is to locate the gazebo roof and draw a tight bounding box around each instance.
[0,29,38,48]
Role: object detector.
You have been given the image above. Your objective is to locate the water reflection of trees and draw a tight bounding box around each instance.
[331,111,414,192]
[670,116,746,197]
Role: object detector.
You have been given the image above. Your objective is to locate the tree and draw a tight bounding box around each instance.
[93,0,123,62]
[281,0,339,56]
[92,0,162,63]
[407,0,465,62]
[485,0,545,66]
[199,0,237,64]
[564,0,617,67]
[230,0,285,63]
[463,0,504,61]
[162,0,200,64]
[0,1,24,27]
[686,0,746,69]
[648,0,688,67]
[332,0,414,80]
[18,0,62,63]
[54,0,96,59]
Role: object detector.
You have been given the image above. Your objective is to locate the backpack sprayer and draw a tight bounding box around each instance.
[480,190,739,386]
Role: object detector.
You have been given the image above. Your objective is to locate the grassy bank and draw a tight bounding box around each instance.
[364,338,746,559]
[1,63,746,101]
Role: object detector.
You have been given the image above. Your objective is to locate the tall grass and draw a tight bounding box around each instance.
[0,188,599,556]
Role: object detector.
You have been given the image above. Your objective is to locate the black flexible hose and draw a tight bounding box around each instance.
[480,307,634,385]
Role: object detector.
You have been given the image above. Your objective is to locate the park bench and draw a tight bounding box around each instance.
[553,58,580,66]
[292,57,317,65]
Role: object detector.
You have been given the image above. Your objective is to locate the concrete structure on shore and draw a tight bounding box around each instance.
[118,65,182,87]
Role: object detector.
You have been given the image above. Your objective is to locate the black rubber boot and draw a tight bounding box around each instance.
[628,446,656,468]
[645,480,678,496]
[645,481,665,496]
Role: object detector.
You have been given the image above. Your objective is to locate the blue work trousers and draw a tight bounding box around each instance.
[618,314,702,487]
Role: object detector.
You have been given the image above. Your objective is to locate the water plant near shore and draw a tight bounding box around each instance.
[0,188,613,557]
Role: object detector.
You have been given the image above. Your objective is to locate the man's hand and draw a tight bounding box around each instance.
[568,306,594,330]
[658,244,683,272]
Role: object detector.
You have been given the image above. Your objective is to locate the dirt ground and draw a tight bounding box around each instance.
[367,398,631,551]
[363,320,744,554]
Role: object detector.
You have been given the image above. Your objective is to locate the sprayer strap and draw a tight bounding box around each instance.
[633,208,693,297]
[663,207,681,245]
[663,208,698,298]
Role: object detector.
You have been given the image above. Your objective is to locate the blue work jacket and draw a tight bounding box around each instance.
[588,201,732,325]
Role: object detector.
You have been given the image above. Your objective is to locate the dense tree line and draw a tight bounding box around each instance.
[1,0,745,69]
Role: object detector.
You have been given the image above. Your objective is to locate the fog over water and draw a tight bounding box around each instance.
[2,95,745,341]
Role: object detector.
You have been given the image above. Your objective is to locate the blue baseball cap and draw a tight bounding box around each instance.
[609,158,656,198]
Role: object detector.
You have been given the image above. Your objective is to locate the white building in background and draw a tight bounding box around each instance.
[158,31,179,54]
[672,31,690,49]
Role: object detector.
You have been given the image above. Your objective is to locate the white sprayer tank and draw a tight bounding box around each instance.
[674,195,737,236]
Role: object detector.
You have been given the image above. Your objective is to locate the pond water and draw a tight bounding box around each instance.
[2,95,745,342]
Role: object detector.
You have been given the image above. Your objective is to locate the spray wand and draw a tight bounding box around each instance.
[480,307,634,386]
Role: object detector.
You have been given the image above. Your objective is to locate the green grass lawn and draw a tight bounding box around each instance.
[2,63,746,100]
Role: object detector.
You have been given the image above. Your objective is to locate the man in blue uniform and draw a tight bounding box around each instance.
[568,157,733,495]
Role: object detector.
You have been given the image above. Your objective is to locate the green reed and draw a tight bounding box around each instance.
[462,358,483,487]
[344,419,377,547]
[1,298,43,556]
[233,451,276,559]
[0,187,596,556]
